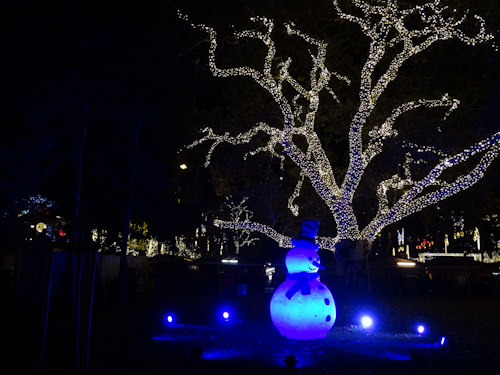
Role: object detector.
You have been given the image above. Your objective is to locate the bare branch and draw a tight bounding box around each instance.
[185,123,282,167]
[180,11,345,207]
[214,219,293,247]
[288,170,306,217]
[338,0,493,211]
[363,94,459,167]
[214,218,339,251]
[333,0,370,34]
[362,133,500,240]
[234,16,276,78]
[399,144,499,218]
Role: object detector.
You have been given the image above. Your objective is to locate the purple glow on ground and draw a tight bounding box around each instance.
[151,319,444,369]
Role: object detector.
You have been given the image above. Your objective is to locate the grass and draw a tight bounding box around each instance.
[4,292,500,374]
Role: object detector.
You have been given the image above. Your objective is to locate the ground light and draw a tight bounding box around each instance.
[217,307,233,323]
[163,313,176,326]
[360,315,373,329]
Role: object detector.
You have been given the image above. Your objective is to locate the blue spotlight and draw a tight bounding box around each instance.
[417,325,425,334]
[440,336,446,346]
[163,313,176,326]
[216,305,234,323]
[360,315,373,329]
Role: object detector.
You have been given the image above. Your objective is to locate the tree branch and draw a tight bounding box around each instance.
[363,94,459,167]
[180,12,345,208]
[185,123,282,167]
[214,218,339,251]
[362,133,500,239]
[336,1,494,236]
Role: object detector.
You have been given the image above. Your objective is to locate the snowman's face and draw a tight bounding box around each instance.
[285,247,321,274]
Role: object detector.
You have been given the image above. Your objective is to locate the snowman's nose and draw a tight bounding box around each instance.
[312,261,324,269]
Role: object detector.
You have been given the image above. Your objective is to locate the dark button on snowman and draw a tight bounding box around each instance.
[270,220,336,340]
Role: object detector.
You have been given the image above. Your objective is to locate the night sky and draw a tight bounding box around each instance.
[1,0,499,244]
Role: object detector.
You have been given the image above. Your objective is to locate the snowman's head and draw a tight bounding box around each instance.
[285,238,322,274]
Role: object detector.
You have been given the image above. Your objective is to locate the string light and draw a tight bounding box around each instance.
[179,1,498,251]
[221,196,260,254]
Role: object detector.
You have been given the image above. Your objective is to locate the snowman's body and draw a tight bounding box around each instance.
[270,238,336,340]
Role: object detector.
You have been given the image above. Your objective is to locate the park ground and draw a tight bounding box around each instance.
[4,291,500,375]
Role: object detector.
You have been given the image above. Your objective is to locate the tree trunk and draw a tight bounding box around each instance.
[334,239,372,294]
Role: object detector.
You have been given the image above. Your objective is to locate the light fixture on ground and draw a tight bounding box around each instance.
[361,315,373,329]
[163,313,176,326]
[217,307,232,322]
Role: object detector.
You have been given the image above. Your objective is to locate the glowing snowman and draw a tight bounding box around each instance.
[270,220,336,340]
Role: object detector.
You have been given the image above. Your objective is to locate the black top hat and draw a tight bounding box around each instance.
[297,220,320,243]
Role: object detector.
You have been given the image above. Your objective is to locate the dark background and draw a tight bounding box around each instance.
[1,0,499,256]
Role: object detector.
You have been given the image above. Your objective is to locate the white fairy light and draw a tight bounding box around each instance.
[179,1,498,251]
[221,196,259,254]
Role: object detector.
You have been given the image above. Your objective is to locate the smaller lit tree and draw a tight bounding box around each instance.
[220,196,259,255]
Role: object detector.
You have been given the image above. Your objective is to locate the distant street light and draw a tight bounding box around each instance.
[179,163,188,170]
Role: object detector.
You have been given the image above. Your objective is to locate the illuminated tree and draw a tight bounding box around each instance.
[220,196,260,255]
[179,1,498,284]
